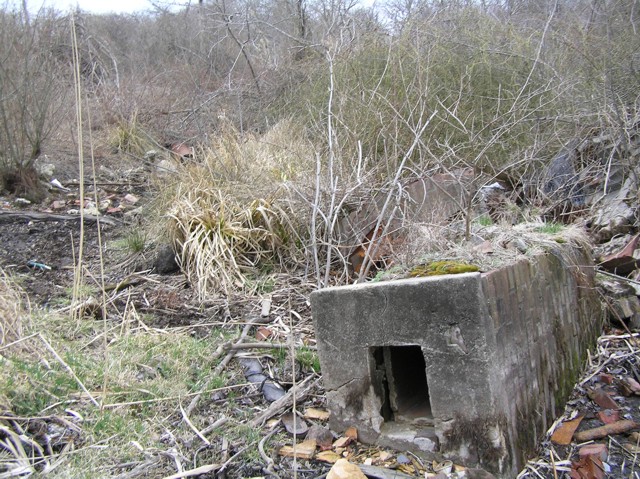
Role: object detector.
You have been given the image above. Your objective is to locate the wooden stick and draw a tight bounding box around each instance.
[38,334,100,408]
[250,375,316,427]
[0,211,118,226]
[574,420,637,442]
[180,402,210,445]
[162,463,220,479]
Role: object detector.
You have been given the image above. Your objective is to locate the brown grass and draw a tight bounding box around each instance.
[0,268,29,347]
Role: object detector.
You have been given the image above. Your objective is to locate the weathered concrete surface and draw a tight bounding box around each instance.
[310,245,602,478]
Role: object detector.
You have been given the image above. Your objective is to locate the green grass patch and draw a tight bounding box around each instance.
[534,222,564,234]
[296,347,321,373]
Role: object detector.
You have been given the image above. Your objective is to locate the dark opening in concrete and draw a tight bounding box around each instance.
[371,345,433,426]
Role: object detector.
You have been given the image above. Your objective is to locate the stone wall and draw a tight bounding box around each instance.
[310,245,602,478]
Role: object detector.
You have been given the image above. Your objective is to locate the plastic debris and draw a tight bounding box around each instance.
[27,260,52,271]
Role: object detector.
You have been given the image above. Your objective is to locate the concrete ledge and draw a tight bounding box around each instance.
[310,245,602,478]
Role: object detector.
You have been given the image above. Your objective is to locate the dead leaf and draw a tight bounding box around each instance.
[570,454,605,479]
[588,387,618,410]
[578,443,608,461]
[398,464,416,474]
[598,373,614,385]
[281,412,309,437]
[551,415,584,445]
[255,326,272,341]
[304,407,330,421]
[316,450,342,464]
[377,451,393,462]
[597,409,619,425]
[278,439,317,460]
[327,459,367,479]
[345,426,358,441]
[333,436,353,448]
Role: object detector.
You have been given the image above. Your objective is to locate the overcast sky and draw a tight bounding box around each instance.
[10,0,174,14]
[10,0,373,16]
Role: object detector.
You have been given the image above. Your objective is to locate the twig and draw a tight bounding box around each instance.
[0,210,118,226]
[218,445,249,474]
[102,383,250,409]
[259,428,282,479]
[213,316,271,375]
[221,342,316,351]
[38,334,100,408]
[258,428,279,466]
[180,402,210,445]
[199,416,228,436]
[162,463,221,479]
[598,269,640,287]
[185,316,269,416]
[250,375,316,427]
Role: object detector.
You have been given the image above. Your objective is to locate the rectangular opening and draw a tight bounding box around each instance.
[371,345,433,426]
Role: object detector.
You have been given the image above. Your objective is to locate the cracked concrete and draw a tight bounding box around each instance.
[310,245,602,478]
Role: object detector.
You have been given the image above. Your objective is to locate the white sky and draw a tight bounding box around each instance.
[9,0,175,14]
[11,0,374,15]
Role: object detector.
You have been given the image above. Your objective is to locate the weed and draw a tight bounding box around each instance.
[296,347,321,373]
[476,215,493,227]
[125,230,146,253]
[109,115,153,157]
[534,222,564,234]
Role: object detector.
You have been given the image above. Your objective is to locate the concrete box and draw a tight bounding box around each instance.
[310,246,601,478]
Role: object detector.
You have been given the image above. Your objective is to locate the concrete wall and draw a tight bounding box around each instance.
[310,245,602,478]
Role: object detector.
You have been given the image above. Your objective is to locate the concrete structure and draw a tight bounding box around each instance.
[310,245,602,478]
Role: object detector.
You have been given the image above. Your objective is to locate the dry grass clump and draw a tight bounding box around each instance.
[108,114,157,157]
[0,268,29,347]
[167,120,313,298]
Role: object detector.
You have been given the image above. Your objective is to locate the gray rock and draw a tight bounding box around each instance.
[154,245,179,274]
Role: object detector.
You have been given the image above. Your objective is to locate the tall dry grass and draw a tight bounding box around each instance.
[0,268,29,347]
[166,119,314,298]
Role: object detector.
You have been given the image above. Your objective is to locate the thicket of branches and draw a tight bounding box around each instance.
[1,0,638,288]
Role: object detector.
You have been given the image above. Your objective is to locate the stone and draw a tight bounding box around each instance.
[154,245,180,274]
[578,443,608,461]
[590,177,637,242]
[306,424,334,450]
[123,193,139,204]
[156,159,178,175]
[327,459,367,479]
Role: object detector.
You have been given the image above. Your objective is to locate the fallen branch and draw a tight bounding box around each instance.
[213,316,272,375]
[574,420,637,442]
[180,402,210,445]
[185,316,271,416]
[162,463,220,479]
[222,342,317,351]
[0,210,118,226]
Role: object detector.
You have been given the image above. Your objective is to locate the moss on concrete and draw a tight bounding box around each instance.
[409,261,480,277]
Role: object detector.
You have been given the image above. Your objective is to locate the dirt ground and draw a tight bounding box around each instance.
[2,177,640,479]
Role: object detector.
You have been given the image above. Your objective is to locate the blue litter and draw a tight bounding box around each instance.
[27,260,52,271]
